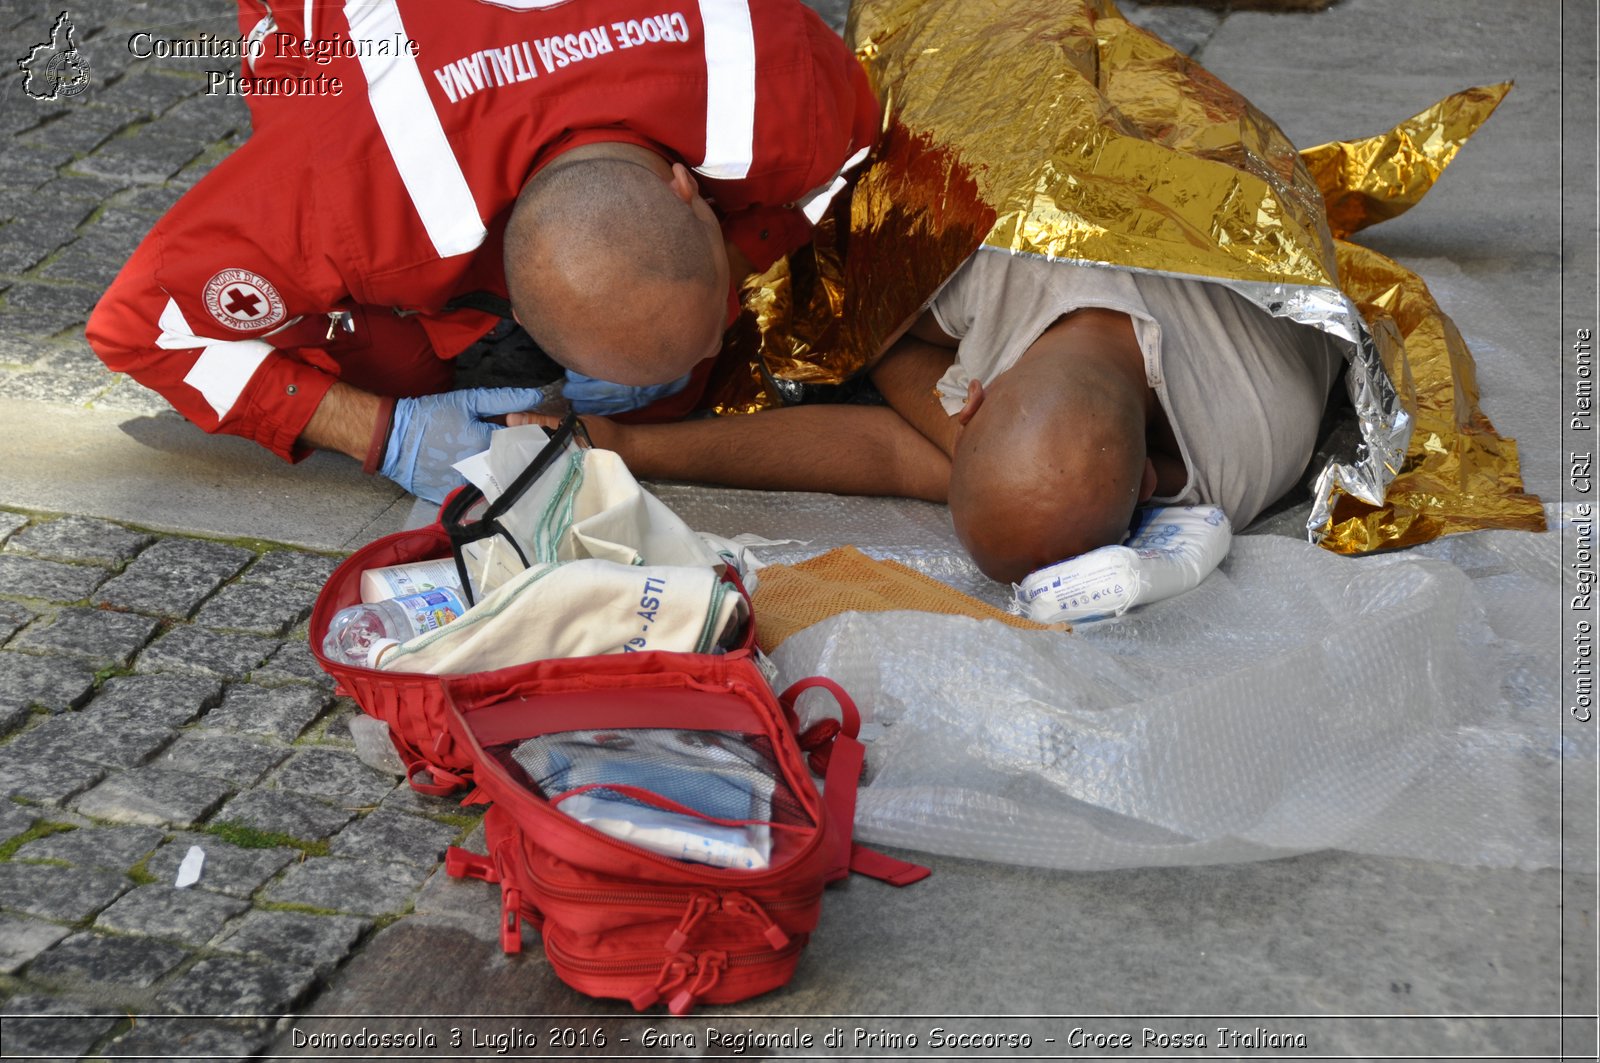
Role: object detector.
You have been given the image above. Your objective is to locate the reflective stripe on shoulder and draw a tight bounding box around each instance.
[693,0,755,181]
[343,0,486,259]
[160,299,275,420]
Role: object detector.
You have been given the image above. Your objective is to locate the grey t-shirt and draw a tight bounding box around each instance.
[929,250,1343,527]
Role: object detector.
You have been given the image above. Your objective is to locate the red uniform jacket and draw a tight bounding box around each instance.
[87,0,877,460]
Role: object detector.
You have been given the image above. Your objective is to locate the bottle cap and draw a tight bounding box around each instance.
[365,638,400,669]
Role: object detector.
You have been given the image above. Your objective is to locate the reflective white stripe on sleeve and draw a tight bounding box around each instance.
[344,0,486,258]
[798,145,870,224]
[693,0,756,181]
[159,298,275,420]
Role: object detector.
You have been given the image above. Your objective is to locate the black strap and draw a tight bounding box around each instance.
[444,290,515,319]
[439,410,589,605]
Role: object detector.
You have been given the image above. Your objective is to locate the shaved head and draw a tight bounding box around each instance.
[949,342,1151,584]
[505,153,728,386]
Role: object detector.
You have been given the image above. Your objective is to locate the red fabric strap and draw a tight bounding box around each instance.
[849,843,931,887]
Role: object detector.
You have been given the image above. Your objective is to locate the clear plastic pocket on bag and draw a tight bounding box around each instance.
[498,727,809,871]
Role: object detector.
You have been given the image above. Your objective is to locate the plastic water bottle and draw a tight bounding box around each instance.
[320,587,467,668]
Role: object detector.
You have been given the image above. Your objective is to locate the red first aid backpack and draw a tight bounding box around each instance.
[440,656,926,1013]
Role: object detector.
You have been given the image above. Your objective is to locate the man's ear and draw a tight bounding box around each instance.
[956,378,985,426]
[667,162,699,205]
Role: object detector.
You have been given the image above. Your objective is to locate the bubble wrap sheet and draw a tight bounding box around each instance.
[660,484,1587,873]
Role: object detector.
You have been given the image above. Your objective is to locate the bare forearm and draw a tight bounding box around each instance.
[300,381,383,460]
[870,335,961,457]
[614,405,950,501]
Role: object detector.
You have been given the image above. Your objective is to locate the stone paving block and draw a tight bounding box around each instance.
[154,730,290,785]
[11,606,160,670]
[26,929,189,989]
[4,514,154,565]
[156,953,319,1016]
[269,747,397,808]
[0,863,128,922]
[0,750,106,805]
[93,536,253,618]
[3,281,103,320]
[0,913,72,975]
[0,650,98,713]
[0,599,36,645]
[0,141,73,186]
[144,833,295,897]
[211,789,355,843]
[75,208,157,248]
[33,120,116,154]
[16,825,164,871]
[75,132,201,184]
[0,698,27,735]
[95,884,249,946]
[216,909,371,978]
[0,994,121,1059]
[106,1017,275,1059]
[0,218,72,273]
[262,856,431,917]
[0,800,37,845]
[3,708,179,770]
[115,182,185,214]
[0,553,109,603]
[330,808,461,867]
[311,698,368,746]
[0,331,55,367]
[253,636,335,689]
[194,578,314,636]
[0,315,84,348]
[379,781,467,820]
[39,244,128,291]
[6,361,115,405]
[108,69,207,112]
[136,624,279,678]
[0,511,29,542]
[243,549,342,590]
[88,672,222,727]
[96,372,182,416]
[201,683,331,742]
[72,765,234,828]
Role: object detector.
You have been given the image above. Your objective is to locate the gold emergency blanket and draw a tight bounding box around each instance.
[708,0,1544,552]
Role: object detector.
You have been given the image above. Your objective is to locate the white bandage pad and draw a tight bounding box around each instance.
[1012,505,1233,624]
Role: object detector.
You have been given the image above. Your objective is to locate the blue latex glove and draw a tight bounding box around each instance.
[562,369,691,416]
[379,387,547,503]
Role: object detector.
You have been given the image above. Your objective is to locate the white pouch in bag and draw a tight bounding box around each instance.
[377,558,748,674]
[453,424,721,598]
[1012,505,1232,623]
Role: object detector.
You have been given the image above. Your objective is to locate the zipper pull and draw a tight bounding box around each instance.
[325,310,355,341]
[668,950,728,1015]
[500,887,523,954]
[443,846,497,883]
[724,892,791,950]
[663,892,718,953]
[629,953,695,1011]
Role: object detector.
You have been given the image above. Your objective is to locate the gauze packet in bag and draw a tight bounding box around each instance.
[512,728,777,870]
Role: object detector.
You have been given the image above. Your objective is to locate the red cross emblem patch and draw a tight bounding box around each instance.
[203,268,286,332]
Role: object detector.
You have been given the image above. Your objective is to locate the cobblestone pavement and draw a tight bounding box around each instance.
[0,509,481,1057]
[0,0,1255,1057]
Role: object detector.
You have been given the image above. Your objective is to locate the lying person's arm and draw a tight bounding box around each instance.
[515,404,952,501]
[869,310,964,457]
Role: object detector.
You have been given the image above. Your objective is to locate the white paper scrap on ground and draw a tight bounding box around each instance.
[174,845,205,888]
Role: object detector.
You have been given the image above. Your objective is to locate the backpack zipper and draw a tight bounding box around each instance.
[542,933,804,1015]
